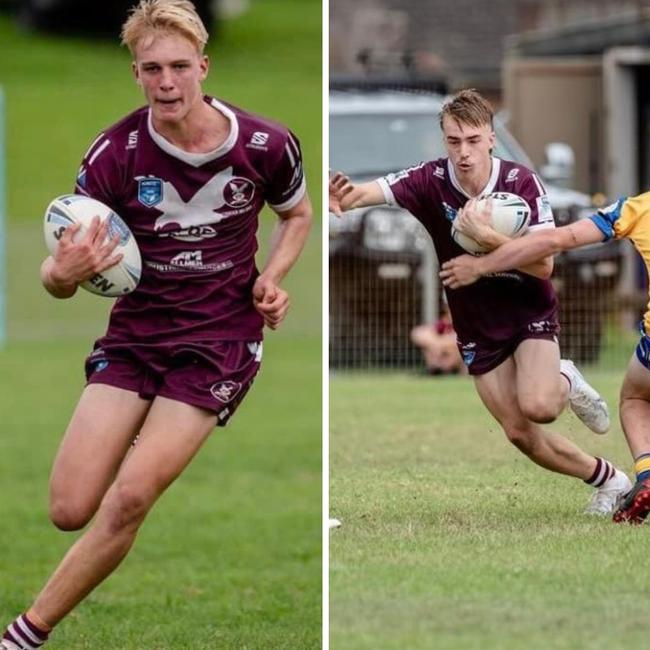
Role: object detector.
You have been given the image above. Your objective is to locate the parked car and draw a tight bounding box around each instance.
[329,89,622,368]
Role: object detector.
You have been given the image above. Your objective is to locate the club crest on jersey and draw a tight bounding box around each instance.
[442,202,458,223]
[224,178,255,208]
[210,380,242,403]
[137,177,163,207]
[506,168,520,182]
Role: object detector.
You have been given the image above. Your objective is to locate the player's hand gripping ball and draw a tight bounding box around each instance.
[451,191,531,255]
[44,195,142,297]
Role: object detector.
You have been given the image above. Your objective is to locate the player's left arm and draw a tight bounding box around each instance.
[254,194,313,330]
[440,218,605,289]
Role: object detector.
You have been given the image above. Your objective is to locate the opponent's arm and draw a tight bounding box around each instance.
[329,172,386,216]
[454,198,553,279]
[440,219,605,289]
[254,194,313,329]
[40,218,122,299]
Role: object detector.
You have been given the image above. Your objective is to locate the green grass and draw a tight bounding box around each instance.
[0,337,321,649]
[330,371,650,650]
[0,2,322,648]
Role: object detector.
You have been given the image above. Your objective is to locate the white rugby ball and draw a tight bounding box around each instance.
[43,194,142,297]
[451,192,531,255]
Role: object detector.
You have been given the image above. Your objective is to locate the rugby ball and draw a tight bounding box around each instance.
[451,192,531,255]
[43,194,142,297]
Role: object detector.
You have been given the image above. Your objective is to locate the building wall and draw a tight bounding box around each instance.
[504,57,603,193]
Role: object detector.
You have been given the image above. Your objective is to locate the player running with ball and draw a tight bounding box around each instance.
[1,1,312,648]
[441,192,650,523]
[329,89,629,519]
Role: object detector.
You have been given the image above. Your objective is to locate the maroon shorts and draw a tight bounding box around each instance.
[457,319,560,376]
[85,341,263,425]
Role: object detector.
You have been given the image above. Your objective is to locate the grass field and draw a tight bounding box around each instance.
[0,1,322,648]
[330,370,650,650]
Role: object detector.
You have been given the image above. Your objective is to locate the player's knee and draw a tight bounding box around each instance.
[49,499,93,531]
[101,483,151,534]
[519,398,559,424]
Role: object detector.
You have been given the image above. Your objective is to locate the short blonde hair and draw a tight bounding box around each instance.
[439,89,494,130]
[121,0,209,55]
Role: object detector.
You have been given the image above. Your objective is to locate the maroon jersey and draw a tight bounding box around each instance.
[377,157,558,345]
[75,96,305,346]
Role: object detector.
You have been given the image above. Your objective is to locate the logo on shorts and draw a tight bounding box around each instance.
[210,380,242,403]
[528,320,556,334]
[460,342,476,366]
[93,360,109,373]
[247,342,263,362]
[137,177,163,207]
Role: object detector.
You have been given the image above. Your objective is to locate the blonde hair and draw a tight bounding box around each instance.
[121,0,209,55]
[439,89,494,130]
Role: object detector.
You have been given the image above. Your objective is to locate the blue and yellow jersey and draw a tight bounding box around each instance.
[590,192,650,334]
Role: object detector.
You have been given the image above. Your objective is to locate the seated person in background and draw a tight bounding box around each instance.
[411,303,464,375]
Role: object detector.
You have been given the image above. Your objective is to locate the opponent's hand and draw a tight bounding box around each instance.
[454,197,494,243]
[253,276,290,330]
[50,216,122,288]
[329,171,354,217]
[440,254,483,289]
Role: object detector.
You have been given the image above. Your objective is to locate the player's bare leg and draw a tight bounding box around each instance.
[513,338,567,422]
[613,355,650,523]
[474,354,629,513]
[20,398,216,632]
[475,357,595,476]
[48,384,151,530]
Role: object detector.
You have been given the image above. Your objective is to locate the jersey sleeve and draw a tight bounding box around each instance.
[375,162,429,216]
[589,193,650,241]
[515,171,555,233]
[74,133,124,211]
[265,130,307,212]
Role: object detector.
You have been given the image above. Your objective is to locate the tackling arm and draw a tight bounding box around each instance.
[440,219,606,289]
[329,172,386,216]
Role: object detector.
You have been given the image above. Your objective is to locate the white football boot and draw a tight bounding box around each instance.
[560,359,610,434]
[584,469,632,515]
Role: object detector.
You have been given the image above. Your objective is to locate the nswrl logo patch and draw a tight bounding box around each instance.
[137,177,163,207]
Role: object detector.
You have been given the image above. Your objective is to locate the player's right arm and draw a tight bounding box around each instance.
[329,172,386,216]
[41,218,122,299]
[440,218,605,289]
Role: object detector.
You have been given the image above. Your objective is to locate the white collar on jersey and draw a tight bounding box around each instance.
[447,156,501,198]
[147,97,239,167]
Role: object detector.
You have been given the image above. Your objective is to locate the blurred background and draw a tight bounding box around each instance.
[330,0,650,372]
[0,2,322,648]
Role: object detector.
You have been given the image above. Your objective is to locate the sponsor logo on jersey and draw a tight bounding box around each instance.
[210,380,242,403]
[158,225,218,242]
[224,177,255,208]
[434,166,445,178]
[127,130,138,149]
[506,168,520,182]
[442,202,458,223]
[170,250,204,268]
[536,195,554,224]
[137,177,164,207]
[246,131,269,150]
[154,167,256,232]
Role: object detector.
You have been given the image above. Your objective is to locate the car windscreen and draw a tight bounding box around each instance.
[330,112,530,177]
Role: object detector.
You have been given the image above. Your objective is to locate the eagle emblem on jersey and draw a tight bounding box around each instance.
[153,167,256,231]
[138,177,163,207]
